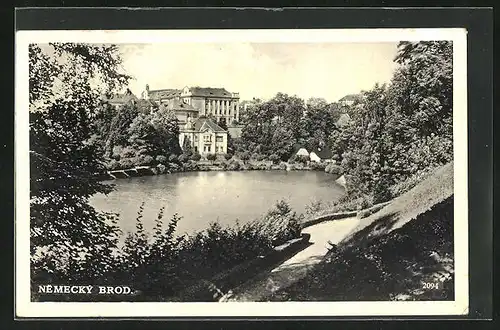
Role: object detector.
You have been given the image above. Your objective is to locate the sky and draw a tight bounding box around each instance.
[118,42,399,103]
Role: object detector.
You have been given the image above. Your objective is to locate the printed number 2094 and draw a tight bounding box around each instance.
[422,282,440,290]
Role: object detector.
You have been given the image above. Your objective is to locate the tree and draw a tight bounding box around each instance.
[29,43,130,279]
[217,118,228,131]
[340,83,391,200]
[302,101,339,151]
[182,135,194,157]
[240,93,305,156]
[384,41,453,180]
[103,103,140,156]
[126,108,181,163]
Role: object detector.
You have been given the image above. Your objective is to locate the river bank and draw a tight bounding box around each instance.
[101,159,343,180]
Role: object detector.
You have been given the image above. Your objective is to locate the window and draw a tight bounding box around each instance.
[216,136,223,142]
[204,135,211,142]
[203,146,206,152]
[194,135,198,142]
[208,146,211,152]
[195,146,198,152]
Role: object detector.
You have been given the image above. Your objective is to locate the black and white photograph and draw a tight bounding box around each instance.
[15,27,469,317]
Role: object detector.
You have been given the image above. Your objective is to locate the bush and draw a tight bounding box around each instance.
[183,160,199,172]
[178,154,189,163]
[325,163,343,174]
[224,153,233,161]
[120,146,136,159]
[269,154,280,164]
[156,155,167,164]
[206,153,217,161]
[106,159,120,170]
[157,163,167,174]
[227,160,241,171]
[239,151,250,162]
[169,162,181,172]
[119,157,134,169]
[169,154,178,163]
[310,162,327,171]
[190,152,202,161]
[279,162,287,170]
[139,155,154,166]
[31,201,304,302]
[295,154,310,164]
[256,154,266,161]
[305,199,324,217]
[111,145,123,160]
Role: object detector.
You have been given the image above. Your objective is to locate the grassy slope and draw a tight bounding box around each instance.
[269,162,455,301]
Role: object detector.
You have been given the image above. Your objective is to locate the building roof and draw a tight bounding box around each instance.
[149,89,181,100]
[106,91,138,104]
[182,116,226,133]
[188,87,235,98]
[338,94,362,103]
[163,98,198,112]
[292,143,308,154]
[311,147,333,159]
[136,99,157,114]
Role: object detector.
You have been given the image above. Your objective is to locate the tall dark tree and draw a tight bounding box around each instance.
[29,43,130,280]
[341,83,390,201]
[241,93,305,157]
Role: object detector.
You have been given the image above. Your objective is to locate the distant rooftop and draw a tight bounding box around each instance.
[188,86,237,98]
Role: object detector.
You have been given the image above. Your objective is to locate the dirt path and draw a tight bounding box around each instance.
[224,217,360,302]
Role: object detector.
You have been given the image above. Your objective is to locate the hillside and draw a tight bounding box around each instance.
[269,162,455,301]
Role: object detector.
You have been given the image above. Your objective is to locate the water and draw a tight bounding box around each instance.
[90,171,345,237]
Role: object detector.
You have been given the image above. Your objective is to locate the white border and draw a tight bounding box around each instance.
[15,28,468,318]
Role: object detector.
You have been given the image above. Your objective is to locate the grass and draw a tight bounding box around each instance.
[268,162,455,301]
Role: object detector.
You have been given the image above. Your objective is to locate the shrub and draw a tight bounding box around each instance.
[325,163,343,174]
[310,162,327,171]
[157,163,167,174]
[111,145,123,160]
[239,151,250,163]
[224,153,233,161]
[295,154,310,164]
[156,155,167,164]
[169,163,181,172]
[256,154,266,161]
[32,201,305,302]
[119,157,134,169]
[256,200,303,246]
[183,160,199,172]
[206,153,217,161]
[190,152,202,161]
[279,162,287,170]
[169,154,178,163]
[305,199,324,217]
[106,159,120,170]
[269,154,280,164]
[178,154,189,163]
[139,155,154,166]
[120,146,137,159]
[228,160,241,171]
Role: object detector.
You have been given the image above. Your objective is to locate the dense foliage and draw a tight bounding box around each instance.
[32,200,303,301]
[102,105,182,170]
[29,43,129,274]
[329,41,453,205]
[239,94,340,161]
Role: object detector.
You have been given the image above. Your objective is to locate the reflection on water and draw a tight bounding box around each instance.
[90,171,345,236]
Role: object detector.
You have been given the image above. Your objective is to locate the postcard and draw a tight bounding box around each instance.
[15,27,468,318]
